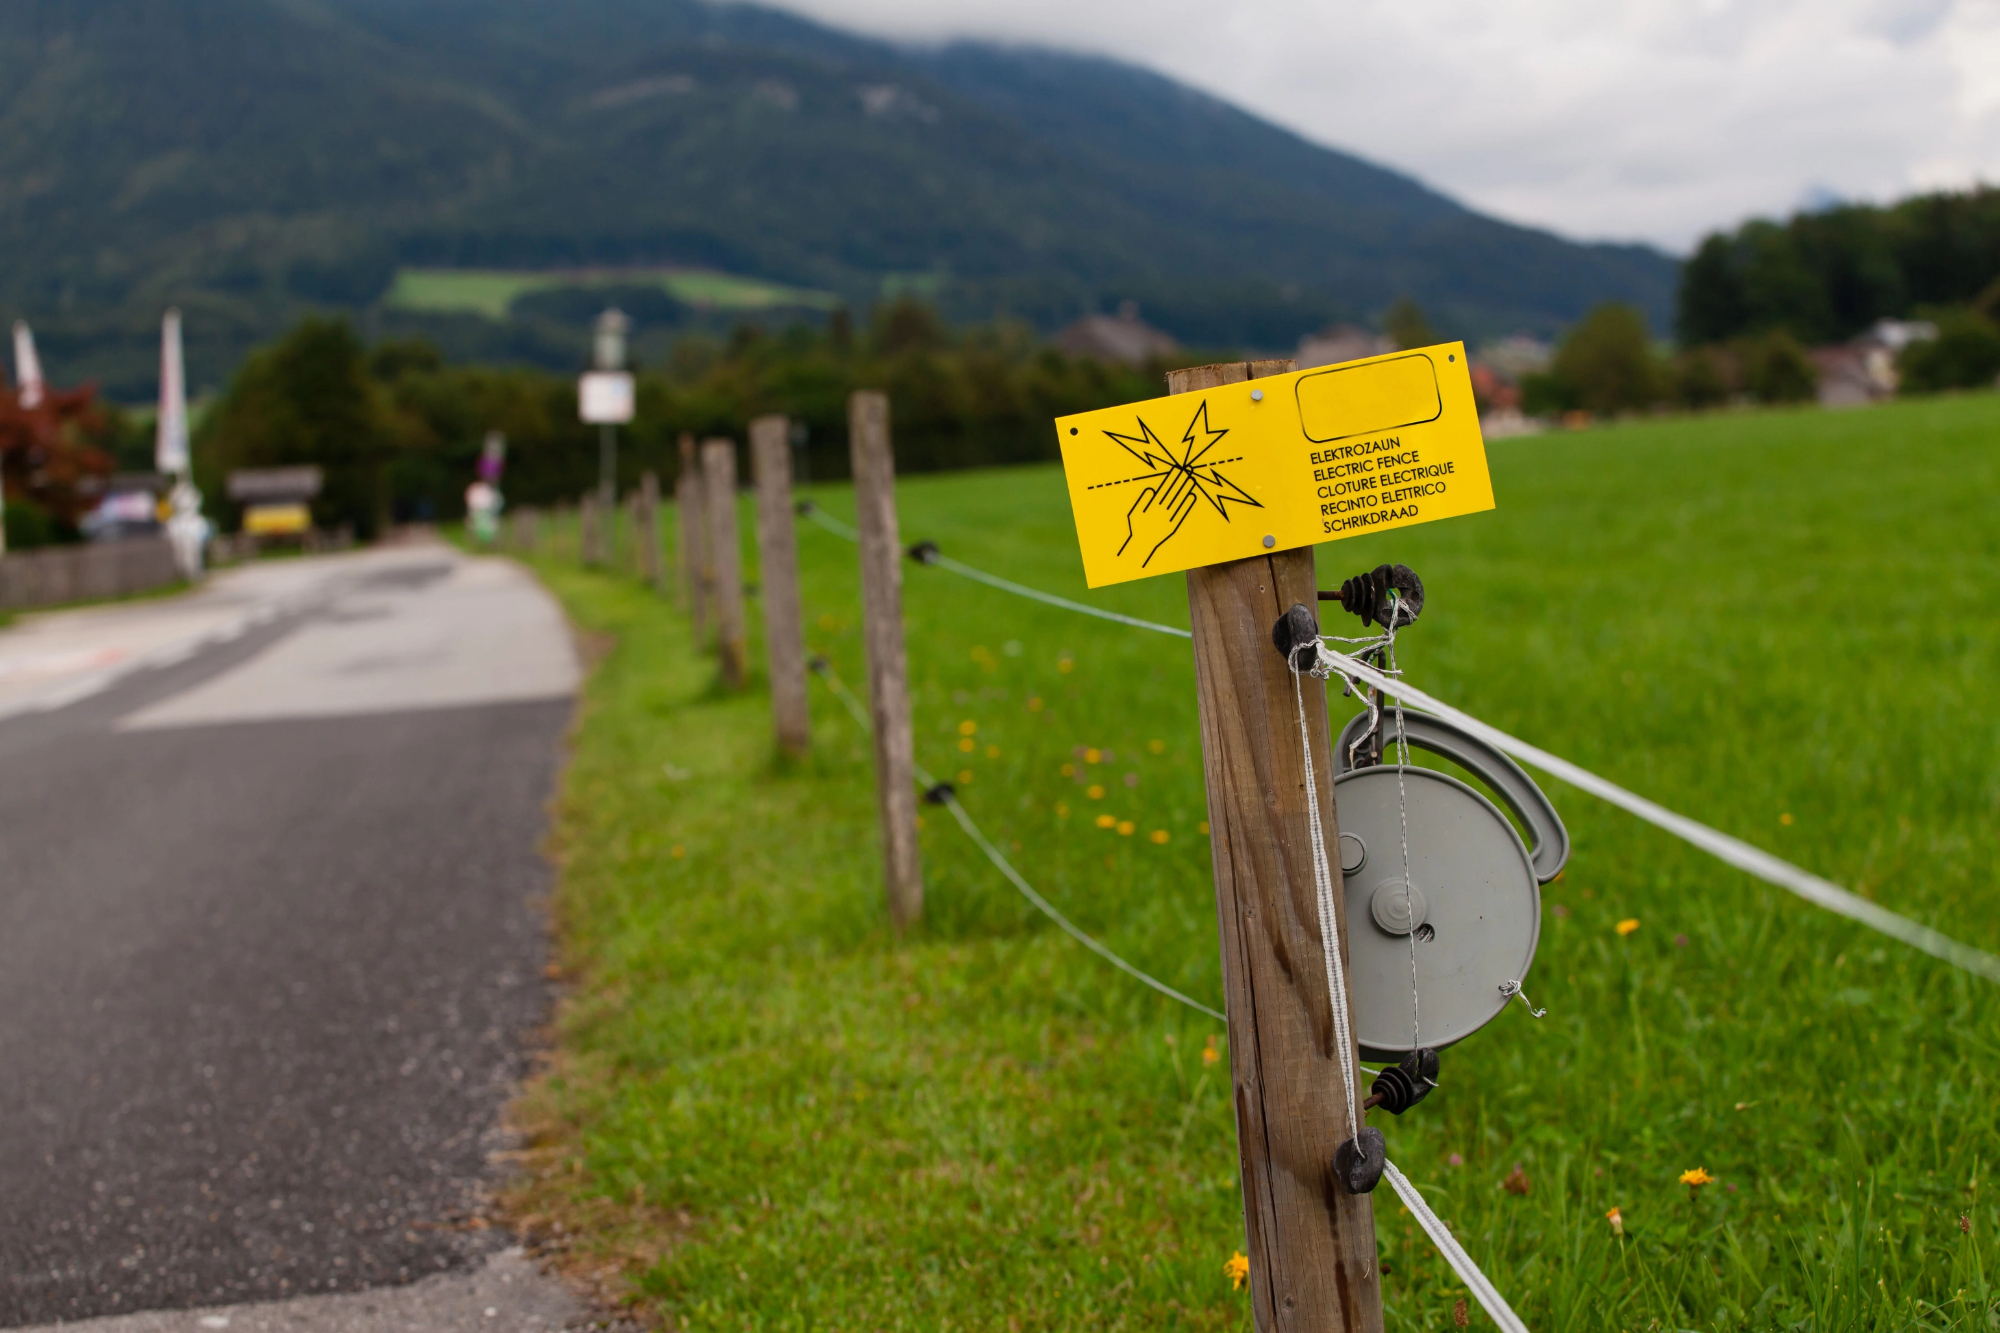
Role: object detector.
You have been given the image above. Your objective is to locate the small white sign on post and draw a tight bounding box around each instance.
[579,371,635,424]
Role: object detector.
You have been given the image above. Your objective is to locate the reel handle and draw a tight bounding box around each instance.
[1333,707,1570,884]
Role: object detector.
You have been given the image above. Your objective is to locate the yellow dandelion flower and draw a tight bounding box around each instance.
[1028,696,1045,712]
[1198,821,1211,836]
[1224,1250,1249,1291]
[1616,918,1640,936]
[959,719,978,736]
[1605,1205,1624,1236]
[957,769,973,785]
[670,845,686,859]
[1087,784,1105,800]
[1202,1034,1221,1067]
[1084,747,1102,764]
[1057,658,1074,674]
[1055,802,1070,818]
[986,744,1000,758]
[958,737,976,752]
[1149,739,1167,754]
[1117,820,1136,836]
[1096,814,1117,829]
[1679,1167,1713,1190]
[1149,829,1170,845]
[1780,812,1794,825]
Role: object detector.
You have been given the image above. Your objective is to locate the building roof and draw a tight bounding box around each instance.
[1055,303,1179,367]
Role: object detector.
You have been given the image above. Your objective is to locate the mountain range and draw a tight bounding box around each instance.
[0,0,1680,397]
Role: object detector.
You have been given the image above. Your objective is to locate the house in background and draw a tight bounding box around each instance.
[1056,302,1180,367]
[1812,318,1936,406]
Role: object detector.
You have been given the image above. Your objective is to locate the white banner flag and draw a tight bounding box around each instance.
[12,320,43,409]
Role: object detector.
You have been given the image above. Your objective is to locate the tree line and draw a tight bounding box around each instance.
[195,302,1183,537]
[1522,186,2000,417]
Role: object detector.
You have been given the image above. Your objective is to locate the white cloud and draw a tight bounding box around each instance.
[755,0,2000,252]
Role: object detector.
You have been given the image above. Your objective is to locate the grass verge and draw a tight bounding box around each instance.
[504,394,2000,1332]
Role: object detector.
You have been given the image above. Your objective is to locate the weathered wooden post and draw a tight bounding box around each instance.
[749,414,811,756]
[638,471,663,591]
[579,492,601,566]
[847,390,922,927]
[678,433,710,637]
[701,438,748,688]
[1169,359,1383,1333]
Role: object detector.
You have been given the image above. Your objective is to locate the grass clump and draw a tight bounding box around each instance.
[507,393,2000,1332]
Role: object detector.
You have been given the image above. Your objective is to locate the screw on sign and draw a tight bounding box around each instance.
[1051,354,1565,1333]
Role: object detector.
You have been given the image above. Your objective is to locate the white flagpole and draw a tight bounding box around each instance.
[156,309,204,578]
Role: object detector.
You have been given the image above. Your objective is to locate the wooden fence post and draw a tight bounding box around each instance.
[847,390,923,927]
[579,492,601,566]
[638,471,663,591]
[678,433,711,638]
[750,414,811,756]
[1172,360,1383,1333]
[701,437,748,688]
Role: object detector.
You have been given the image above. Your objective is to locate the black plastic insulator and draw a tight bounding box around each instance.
[1369,1047,1440,1116]
[1320,564,1425,629]
[922,782,955,805]
[795,499,817,516]
[1270,603,1321,671]
[907,540,940,565]
[1333,1126,1387,1194]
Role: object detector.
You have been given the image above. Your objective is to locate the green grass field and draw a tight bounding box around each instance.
[507,394,2000,1332]
[383,268,841,320]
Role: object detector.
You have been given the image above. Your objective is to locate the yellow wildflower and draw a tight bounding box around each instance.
[958,737,976,752]
[1680,1167,1713,1197]
[1605,1206,1623,1237]
[959,719,978,736]
[1224,1250,1249,1291]
[1117,821,1136,836]
[1149,829,1170,844]
[1096,814,1117,829]
[1028,696,1044,712]
[1087,784,1105,800]
[986,745,1000,758]
[1616,918,1640,936]
[957,769,973,785]
[1084,747,1102,764]
[1202,1034,1221,1066]
[1149,739,1167,754]
[1057,657,1074,673]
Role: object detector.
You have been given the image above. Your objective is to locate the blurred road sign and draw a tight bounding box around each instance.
[579,371,634,424]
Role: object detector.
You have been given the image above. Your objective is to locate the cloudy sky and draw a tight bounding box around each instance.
[765,0,2000,254]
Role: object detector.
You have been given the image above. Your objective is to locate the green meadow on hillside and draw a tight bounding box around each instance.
[385,268,840,320]
[506,395,2000,1332]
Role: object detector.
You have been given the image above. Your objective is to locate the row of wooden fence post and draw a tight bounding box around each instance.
[490,371,1371,1330]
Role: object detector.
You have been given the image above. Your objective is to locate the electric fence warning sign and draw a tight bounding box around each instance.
[1054,343,1495,588]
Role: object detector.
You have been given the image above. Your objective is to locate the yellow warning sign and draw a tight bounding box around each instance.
[1055,343,1494,588]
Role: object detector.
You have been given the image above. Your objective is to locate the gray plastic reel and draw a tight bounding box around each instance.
[1331,708,1570,1061]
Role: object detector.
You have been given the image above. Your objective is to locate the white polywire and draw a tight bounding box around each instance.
[808,662,1226,1022]
[803,522,1996,985]
[1315,645,2000,987]
[1382,1160,1532,1333]
[1290,661,1362,1135]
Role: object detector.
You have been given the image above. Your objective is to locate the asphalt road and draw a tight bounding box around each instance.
[0,543,580,1327]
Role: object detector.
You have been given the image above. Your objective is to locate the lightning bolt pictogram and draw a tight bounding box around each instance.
[1093,398,1262,566]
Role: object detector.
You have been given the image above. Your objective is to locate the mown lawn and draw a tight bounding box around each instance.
[505,393,2000,1332]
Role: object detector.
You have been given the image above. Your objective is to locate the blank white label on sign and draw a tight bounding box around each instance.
[578,371,635,424]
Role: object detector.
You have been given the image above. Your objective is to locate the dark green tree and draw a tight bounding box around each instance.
[1737,330,1818,404]
[1383,297,1439,350]
[1542,304,1662,415]
[1898,311,2000,394]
